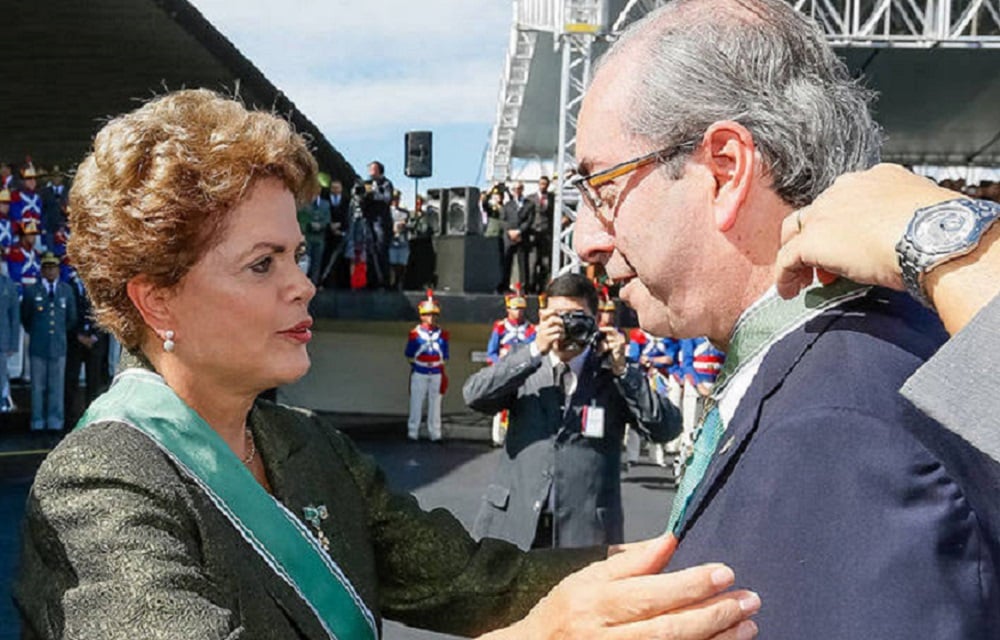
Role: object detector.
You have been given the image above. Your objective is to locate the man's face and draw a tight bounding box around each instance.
[547,295,593,361]
[24,178,36,191]
[368,164,381,179]
[331,182,342,197]
[0,203,8,217]
[572,56,721,340]
[42,264,59,283]
[506,307,524,323]
[21,233,37,249]
[539,178,550,192]
[514,184,524,199]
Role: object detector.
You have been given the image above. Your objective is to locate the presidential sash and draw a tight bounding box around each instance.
[78,368,377,640]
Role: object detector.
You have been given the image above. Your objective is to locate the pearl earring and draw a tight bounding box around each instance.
[163,330,176,353]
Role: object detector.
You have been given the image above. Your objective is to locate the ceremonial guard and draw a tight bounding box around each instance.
[10,166,43,228]
[404,290,449,442]
[7,219,42,290]
[0,268,19,411]
[21,252,77,431]
[626,328,679,468]
[672,338,726,481]
[595,286,618,332]
[0,189,15,255]
[486,284,536,445]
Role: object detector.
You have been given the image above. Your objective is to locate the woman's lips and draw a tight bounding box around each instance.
[279,320,313,344]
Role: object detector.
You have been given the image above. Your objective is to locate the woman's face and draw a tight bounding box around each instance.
[164,178,316,394]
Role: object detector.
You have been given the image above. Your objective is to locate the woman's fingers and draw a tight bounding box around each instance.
[607,589,761,640]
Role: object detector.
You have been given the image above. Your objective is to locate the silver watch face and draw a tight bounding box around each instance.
[910,204,979,255]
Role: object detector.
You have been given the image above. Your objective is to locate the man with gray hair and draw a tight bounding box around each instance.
[573,0,999,637]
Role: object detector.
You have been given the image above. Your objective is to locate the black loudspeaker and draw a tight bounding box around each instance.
[404,131,433,178]
[433,235,502,293]
[443,186,482,236]
[425,188,446,235]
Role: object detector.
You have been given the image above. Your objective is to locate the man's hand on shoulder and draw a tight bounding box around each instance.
[775,164,955,299]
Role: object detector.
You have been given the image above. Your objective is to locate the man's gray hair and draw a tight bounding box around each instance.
[601,0,881,207]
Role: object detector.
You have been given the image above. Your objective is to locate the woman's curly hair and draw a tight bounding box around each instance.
[68,89,318,349]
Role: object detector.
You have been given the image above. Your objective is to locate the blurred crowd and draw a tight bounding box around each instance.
[297,160,440,292]
[937,177,1000,202]
[0,159,112,428]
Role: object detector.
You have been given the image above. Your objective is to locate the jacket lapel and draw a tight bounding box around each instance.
[675,309,843,538]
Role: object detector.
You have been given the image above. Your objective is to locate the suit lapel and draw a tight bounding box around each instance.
[675,309,844,538]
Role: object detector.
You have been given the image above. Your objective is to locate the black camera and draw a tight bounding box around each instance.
[559,311,602,349]
[353,182,367,197]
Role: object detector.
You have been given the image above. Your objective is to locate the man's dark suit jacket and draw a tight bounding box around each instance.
[668,289,1000,638]
[464,345,680,550]
[15,400,603,639]
[500,198,535,251]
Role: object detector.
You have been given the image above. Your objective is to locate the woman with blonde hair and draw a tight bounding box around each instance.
[14,89,759,640]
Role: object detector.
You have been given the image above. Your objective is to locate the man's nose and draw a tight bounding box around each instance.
[572,206,615,265]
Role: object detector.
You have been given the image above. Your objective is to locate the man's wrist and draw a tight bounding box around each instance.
[924,219,1000,335]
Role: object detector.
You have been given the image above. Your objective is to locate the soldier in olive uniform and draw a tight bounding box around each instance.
[21,252,77,431]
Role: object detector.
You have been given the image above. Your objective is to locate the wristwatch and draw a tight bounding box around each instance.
[896,198,1000,308]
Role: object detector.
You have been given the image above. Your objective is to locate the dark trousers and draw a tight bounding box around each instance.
[529,233,552,293]
[65,333,110,425]
[531,511,555,549]
[501,242,529,291]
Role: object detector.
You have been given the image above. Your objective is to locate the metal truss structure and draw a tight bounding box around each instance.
[485,6,539,185]
[551,0,604,276]
[488,0,1000,276]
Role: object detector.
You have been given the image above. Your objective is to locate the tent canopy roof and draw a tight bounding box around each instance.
[511,38,1000,166]
[4,0,356,185]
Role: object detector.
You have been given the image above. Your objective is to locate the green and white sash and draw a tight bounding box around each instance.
[78,368,377,640]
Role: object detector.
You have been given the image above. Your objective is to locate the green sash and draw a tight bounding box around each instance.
[78,368,377,640]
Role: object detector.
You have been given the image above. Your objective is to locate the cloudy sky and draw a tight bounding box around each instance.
[189,0,513,203]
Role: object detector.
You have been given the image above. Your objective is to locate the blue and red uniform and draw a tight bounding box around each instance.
[7,244,41,290]
[691,338,725,389]
[405,324,450,376]
[486,318,536,364]
[405,318,450,441]
[9,189,42,227]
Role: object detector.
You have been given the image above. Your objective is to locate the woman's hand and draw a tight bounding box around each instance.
[483,535,760,640]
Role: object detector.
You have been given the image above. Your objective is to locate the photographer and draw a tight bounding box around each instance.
[362,161,394,289]
[463,273,680,550]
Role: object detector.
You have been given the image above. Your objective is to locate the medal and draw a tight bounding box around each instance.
[302,504,330,551]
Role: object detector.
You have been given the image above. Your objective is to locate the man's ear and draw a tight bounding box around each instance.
[700,121,757,232]
[125,275,174,339]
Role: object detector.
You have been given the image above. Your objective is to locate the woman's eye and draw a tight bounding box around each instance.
[250,256,273,274]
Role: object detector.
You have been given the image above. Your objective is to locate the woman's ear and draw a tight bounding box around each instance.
[126,275,174,336]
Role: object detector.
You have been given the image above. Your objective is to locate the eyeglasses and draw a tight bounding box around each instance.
[570,141,697,224]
